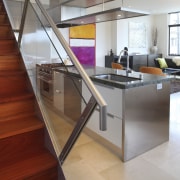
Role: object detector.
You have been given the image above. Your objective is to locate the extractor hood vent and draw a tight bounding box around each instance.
[57,7,149,28]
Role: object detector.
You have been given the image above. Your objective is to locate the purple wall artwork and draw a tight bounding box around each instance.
[69,24,96,66]
[71,47,95,66]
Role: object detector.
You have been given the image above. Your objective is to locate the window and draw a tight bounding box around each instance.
[169,12,180,56]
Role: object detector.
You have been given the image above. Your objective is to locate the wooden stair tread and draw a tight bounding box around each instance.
[0,116,44,139]
[0,69,26,76]
[0,150,58,179]
[0,92,34,103]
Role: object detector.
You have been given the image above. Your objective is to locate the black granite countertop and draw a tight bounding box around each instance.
[54,65,173,89]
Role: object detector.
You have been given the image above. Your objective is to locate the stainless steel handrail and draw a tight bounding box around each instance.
[18,0,29,47]
[5,0,107,131]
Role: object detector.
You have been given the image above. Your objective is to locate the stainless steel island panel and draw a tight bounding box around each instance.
[122,81,170,161]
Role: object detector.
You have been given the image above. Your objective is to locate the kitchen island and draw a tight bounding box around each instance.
[54,66,172,161]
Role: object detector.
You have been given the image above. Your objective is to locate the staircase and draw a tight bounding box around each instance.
[0,1,61,179]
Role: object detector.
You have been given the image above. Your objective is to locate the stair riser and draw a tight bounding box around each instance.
[27,166,58,180]
[0,99,35,121]
[0,14,9,24]
[0,129,45,166]
[0,41,19,55]
[0,8,6,14]
[0,6,5,14]
[0,62,22,70]
[0,26,14,39]
[0,75,29,95]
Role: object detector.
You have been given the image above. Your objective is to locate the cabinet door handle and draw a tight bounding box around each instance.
[96,107,115,118]
[107,113,115,118]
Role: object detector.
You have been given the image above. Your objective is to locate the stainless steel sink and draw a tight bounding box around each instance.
[92,73,141,82]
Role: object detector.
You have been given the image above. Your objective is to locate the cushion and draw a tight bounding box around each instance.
[172,57,180,66]
[154,59,160,68]
[165,58,178,68]
[156,58,168,69]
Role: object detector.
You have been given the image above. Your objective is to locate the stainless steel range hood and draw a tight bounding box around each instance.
[57,7,149,28]
[60,0,114,8]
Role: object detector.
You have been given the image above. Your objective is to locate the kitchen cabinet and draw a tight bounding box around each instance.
[54,66,170,161]
[82,81,123,153]
[87,110,122,149]
[131,54,147,71]
[105,54,162,71]
[147,54,162,66]
[54,71,64,112]
[82,77,170,161]
[82,81,123,119]
[53,71,82,121]
[94,82,123,119]
[105,55,133,69]
[64,73,82,122]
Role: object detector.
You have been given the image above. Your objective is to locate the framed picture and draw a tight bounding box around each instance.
[129,22,146,48]
[70,24,96,66]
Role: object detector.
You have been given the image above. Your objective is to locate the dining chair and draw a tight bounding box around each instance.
[139,66,165,76]
[111,62,124,70]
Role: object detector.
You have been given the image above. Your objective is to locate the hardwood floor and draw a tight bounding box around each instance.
[46,92,180,180]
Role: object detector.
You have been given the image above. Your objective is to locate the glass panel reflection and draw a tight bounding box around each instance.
[18,1,91,161]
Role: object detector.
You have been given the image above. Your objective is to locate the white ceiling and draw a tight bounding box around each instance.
[111,0,180,14]
[28,0,180,15]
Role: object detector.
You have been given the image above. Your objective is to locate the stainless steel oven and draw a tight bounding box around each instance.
[39,77,53,101]
[37,63,63,102]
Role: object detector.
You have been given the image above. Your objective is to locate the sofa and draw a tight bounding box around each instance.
[154,57,180,93]
[154,57,180,75]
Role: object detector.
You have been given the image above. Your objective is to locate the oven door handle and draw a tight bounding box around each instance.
[38,76,52,83]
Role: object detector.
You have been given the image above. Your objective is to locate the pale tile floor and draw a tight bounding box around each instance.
[48,92,180,180]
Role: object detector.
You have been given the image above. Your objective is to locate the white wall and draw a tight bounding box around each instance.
[116,15,153,55]
[95,15,154,67]
[152,14,169,57]
[96,21,113,67]
[95,14,169,67]
[50,28,69,62]
[52,15,170,67]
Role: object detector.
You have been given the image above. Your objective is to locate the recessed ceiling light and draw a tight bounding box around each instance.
[118,14,121,17]
[97,18,101,21]
[81,21,84,24]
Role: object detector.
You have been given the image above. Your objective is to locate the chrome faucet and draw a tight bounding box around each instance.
[118,49,131,73]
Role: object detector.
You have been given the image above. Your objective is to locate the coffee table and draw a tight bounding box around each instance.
[163,68,180,93]
[163,68,180,75]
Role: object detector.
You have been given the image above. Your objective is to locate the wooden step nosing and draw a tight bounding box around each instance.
[0,123,44,139]
[0,152,58,179]
[0,115,44,139]
[0,93,34,104]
